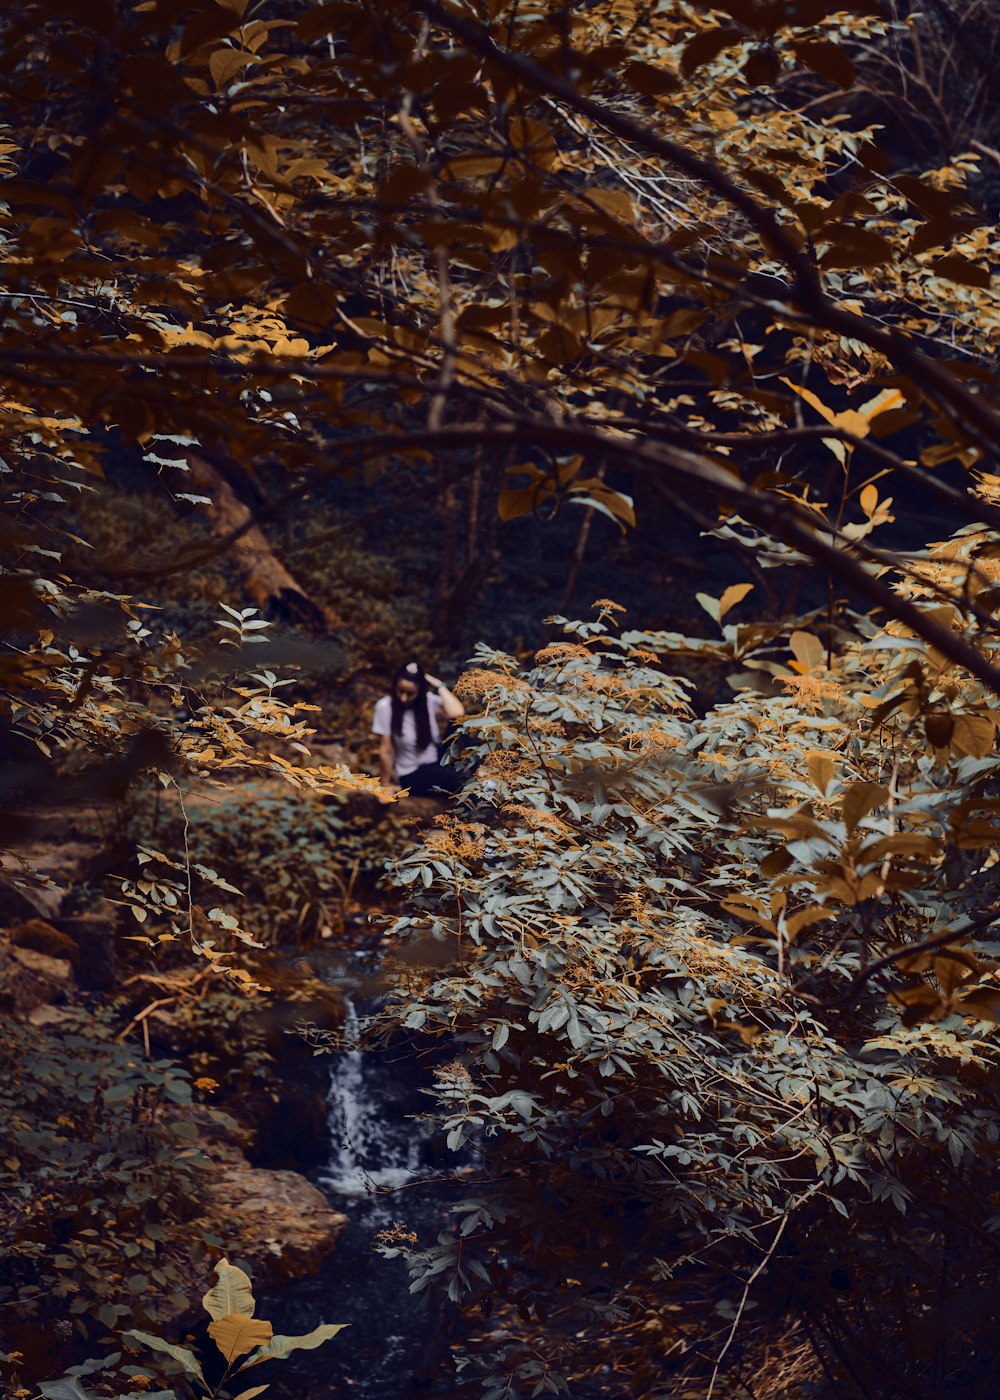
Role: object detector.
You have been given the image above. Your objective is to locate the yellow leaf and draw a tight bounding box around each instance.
[209,1315,273,1364]
[859,388,904,419]
[805,750,838,795]
[718,583,753,623]
[833,408,870,439]
[789,631,825,671]
[779,377,837,426]
[780,378,898,442]
[859,484,878,516]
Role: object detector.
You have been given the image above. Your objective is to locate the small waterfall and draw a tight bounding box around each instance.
[320,995,425,1195]
[270,965,472,1397]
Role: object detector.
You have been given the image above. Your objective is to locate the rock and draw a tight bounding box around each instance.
[28,1003,74,1027]
[56,909,117,990]
[10,944,74,984]
[0,937,74,1017]
[186,1104,253,1167]
[9,918,80,965]
[0,869,64,922]
[202,1165,348,1287]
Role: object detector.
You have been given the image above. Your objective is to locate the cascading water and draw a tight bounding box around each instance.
[262,958,462,1398]
[320,994,426,1195]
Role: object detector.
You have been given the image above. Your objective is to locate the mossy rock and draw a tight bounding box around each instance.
[8,918,80,966]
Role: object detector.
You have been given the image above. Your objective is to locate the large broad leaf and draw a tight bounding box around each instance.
[242,1324,348,1368]
[122,1331,204,1384]
[203,1259,256,1321]
[39,1381,94,1400]
[208,1315,273,1365]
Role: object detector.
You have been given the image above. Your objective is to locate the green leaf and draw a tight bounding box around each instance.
[39,1381,95,1400]
[203,1259,256,1320]
[242,1324,348,1369]
[66,1354,121,1379]
[121,1334,204,1384]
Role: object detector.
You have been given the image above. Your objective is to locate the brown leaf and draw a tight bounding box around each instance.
[929,255,991,289]
[623,60,680,96]
[680,26,744,76]
[209,1315,273,1364]
[909,216,981,256]
[952,714,995,758]
[924,713,954,748]
[842,782,888,834]
[818,226,895,270]
[508,116,556,170]
[742,48,781,87]
[783,905,835,941]
[958,990,1000,1023]
[209,48,259,89]
[792,40,855,88]
[894,175,966,218]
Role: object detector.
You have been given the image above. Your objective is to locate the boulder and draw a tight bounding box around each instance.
[0,937,74,1017]
[56,909,117,990]
[10,944,74,985]
[202,1164,348,1286]
[9,918,80,965]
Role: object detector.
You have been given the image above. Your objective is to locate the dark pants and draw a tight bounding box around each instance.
[401,762,462,797]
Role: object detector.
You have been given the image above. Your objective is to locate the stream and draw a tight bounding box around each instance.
[262,959,467,1399]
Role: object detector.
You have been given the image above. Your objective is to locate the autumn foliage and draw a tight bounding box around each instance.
[3,0,1000,1396]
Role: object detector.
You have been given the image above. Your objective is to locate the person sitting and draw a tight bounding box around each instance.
[372,661,465,799]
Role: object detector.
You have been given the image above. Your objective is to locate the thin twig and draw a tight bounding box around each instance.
[706,1215,789,1399]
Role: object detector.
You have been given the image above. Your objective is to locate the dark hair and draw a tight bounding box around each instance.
[389,661,432,752]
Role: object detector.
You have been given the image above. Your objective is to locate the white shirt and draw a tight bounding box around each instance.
[372,693,443,777]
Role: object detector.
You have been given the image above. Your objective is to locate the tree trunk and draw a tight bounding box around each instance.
[187,455,334,633]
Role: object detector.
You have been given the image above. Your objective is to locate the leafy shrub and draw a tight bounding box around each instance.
[121,765,412,951]
[168,786,402,943]
[377,585,1000,1398]
[22,1258,344,1400]
[0,1021,230,1347]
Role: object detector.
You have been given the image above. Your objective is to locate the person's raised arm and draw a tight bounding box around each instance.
[424,673,464,721]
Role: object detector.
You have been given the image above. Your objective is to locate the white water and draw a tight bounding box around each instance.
[319,995,425,1196]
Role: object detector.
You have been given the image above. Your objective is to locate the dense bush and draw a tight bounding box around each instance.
[0,1019,230,1352]
[126,783,406,944]
[378,548,1000,1398]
